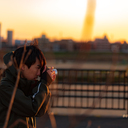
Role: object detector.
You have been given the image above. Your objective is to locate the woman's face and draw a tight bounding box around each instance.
[21,58,42,80]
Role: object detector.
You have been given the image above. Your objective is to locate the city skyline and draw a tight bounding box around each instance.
[0,28,128,45]
[0,0,128,42]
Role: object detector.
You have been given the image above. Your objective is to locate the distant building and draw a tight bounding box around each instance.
[111,41,121,53]
[52,41,60,52]
[74,41,92,51]
[0,23,2,49]
[59,39,74,52]
[15,40,31,46]
[93,35,110,51]
[1,39,7,48]
[37,35,52,52]
[120,41,128,53]
[0,37,3,47]
[7,30,14,46]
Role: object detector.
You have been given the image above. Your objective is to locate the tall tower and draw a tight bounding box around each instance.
[7,30,14,46]
[81,0,96,42]
[0,23,1,49]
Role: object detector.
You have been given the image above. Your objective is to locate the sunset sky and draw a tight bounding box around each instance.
[0,0,128,43]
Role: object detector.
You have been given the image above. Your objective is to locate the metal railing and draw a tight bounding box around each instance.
[0,68,128,113]
[50,69,128,113]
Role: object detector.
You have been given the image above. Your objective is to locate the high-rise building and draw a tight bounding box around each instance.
[7,30,14,46]
[0,23,1,49]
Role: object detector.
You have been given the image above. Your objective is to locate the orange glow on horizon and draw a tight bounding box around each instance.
[0,0,128,43]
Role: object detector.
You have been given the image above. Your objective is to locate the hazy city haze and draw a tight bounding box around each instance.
[0,0,128,42]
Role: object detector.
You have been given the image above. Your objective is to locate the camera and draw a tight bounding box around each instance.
[40,66,58,76]
[39,67,57,81]
[52,68,58,75]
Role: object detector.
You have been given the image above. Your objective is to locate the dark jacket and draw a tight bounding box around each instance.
[0,52,51,128]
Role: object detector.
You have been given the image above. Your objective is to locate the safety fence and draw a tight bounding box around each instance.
[49,69,128,114]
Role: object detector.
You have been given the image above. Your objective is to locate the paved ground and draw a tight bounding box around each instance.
[36,114,128,128]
